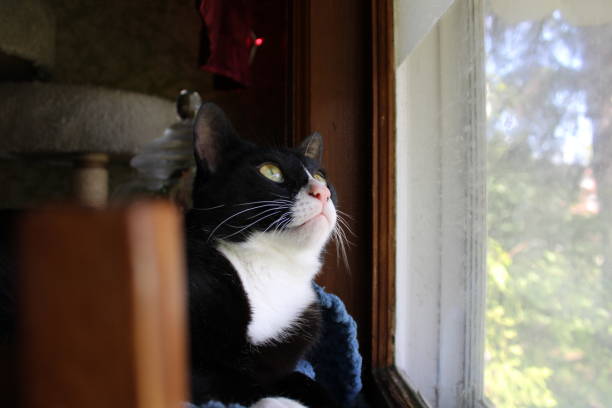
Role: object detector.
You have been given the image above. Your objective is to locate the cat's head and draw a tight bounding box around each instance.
[188,103,339,254]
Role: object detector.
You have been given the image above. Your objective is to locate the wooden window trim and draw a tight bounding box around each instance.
[370,0,396,372]
[291,1,427,405]
[369,1,426,407]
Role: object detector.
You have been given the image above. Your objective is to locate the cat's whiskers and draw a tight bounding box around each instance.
[247,204,290,220]
[264,213,292,234]
[193,201,288,216]
[207,202,286,241]
[335,215,355,239]
[331,211,353,269]
[191,204,226,211]
[279,217,293,233]
[235,199,292,207]
[333,230,349,269]
[220,210,283,240]
[208,199,293,241]
[264,213,289,234]
[336,209,354,220]
[270,192,291,200]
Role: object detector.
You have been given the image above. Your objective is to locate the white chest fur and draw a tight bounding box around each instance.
[216,233,322,345]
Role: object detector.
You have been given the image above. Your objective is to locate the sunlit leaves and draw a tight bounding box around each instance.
[485,3,612,407]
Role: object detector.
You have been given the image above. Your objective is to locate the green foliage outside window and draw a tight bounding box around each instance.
[485,5,612,407]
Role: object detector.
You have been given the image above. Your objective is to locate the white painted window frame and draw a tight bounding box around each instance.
[394,0,491,407]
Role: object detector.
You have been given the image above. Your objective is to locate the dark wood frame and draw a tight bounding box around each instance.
[290,1,427,406]
[370,0,396,372]
[369,1,427,407]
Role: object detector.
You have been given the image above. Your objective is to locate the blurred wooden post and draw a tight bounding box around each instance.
[18,202,188,408]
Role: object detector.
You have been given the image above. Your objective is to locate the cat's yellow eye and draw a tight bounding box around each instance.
[313,172,327,185]
[259,163,284,183]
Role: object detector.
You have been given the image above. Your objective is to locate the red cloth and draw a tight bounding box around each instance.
[198,0,254,86]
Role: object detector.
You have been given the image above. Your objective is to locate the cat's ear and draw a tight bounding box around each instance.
[193,102,239,173]
[298,132,323,162]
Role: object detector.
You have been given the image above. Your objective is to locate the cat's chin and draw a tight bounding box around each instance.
[284,212,335,251]
[298,213,328,228]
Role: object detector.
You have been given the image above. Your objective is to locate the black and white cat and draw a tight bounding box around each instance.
[0,103,344,408]
[185,103,342,407]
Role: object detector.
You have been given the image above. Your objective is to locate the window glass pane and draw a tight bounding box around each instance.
[485,1,612,407]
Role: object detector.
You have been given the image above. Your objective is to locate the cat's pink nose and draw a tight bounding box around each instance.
[309,182,331,202]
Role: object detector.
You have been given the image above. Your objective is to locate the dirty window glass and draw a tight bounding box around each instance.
[485,1,612,407]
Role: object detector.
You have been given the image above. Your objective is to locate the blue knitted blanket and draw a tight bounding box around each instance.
[188,284,363,408]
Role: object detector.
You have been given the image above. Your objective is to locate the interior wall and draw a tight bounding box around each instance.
[306,0,372,364]
[46,0,214,100]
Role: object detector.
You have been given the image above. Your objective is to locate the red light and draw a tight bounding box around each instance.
[255,37,264,47]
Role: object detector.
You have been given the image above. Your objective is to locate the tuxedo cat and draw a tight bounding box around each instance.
[0,103,344,408]
[185,103,341,407]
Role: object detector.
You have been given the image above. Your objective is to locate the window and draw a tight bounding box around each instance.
[395,0,486,406]
[484,2,612,407]
[393,0,612,407]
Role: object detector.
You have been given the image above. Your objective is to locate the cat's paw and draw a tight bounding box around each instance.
[250,397,308,408]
